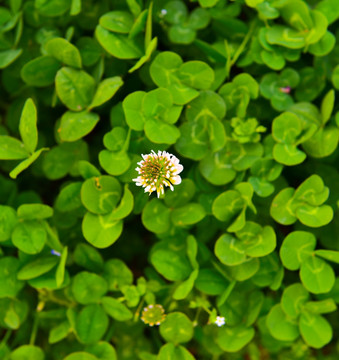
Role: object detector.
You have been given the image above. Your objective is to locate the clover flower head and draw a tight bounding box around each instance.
[132,150,183,198]
[279,86,291,94]
[141,304,166,326]
[214,316,226,327]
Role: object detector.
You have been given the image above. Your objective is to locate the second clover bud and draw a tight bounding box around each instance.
[132,150,183,198]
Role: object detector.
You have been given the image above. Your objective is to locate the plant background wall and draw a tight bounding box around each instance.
[0,0,339,359]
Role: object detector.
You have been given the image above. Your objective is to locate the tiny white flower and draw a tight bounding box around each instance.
[132,150,183,198]
[215,316,226,327]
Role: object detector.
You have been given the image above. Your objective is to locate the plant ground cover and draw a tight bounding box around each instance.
[0,0,339,359]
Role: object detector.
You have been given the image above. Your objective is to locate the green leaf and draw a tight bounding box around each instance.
[300,256,335,294]
[266,304,299,341]
[266,25,306,49]
[55,67,96,111]
[82,213,123,248]
[109,184,134,221]
[195,268,229,295]
[75,304,109,344]
[74,243,104,273]
[302,127,339,158]
[304,299,337,314]
[215,234,246,266]
[0,48,22,69]
[17,204,53,220]
[55,182,82,212]
[63,353,98,360]
[173,269,198,300]
[17,256,59,280]
[217,325,255,352]
[128,37,157,73]
[159,312,193,344]
[18,98,37,153]
[238,223,276,258]
[279,231,316,270]
[35,0,70,17]
[56,246,68,287]
[0,257,24,298]
[9,148,49,179]
[85,342,117,360]
[45,37,82,68]
[332,65,339,90]
[98,149,131,176]
[171,203,206,226]
[270,187,296,225]
[151,248,191,282]
[10,345,44,360]
[0,135,29,160]
[103,259,133,291]
[321,89,335,124]
[150,51,183,87]
[12,220,46,254]
[158,344,195,360]
[315,250,339,264]
[81,175,121,215]
[281,283,309,319]
[21,56,61,87]
[49,321,71,344]
[177,61,214,90]
[296,204,333,227]
[88,77,123,110]
[72,271,108,304]
[58,111,100,142]
[299,311,332,348]
[141,199,171,234]
[99,11,134,34]
[144,118,180,144]
[0,205,18,242]
[212,190,245,223]
[101,296,133,321]
[95,25,143,59]
[122,91,145,131]
[42,141,88,180]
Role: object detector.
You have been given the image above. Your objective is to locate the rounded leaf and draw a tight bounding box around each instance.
[10,345,44,360]
[280,231,316,270]
[58,111,100,142]
[82,213,123,248]
[299,312,332,349]
[81,176,121,215]
[266,304,299,341]
[159,312,193,344]
[300,256,335,294]
[55,67,95,111]
[12,220,46,254]
[217,325,255,352]
[72,272,108,304]
[215,234,246,266]
[0,205,17,242]
[76,304,109,345]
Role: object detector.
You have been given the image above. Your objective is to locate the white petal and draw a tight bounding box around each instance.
[171,175,182,185]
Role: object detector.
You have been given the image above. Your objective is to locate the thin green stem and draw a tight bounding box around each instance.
[29,315,39,345]
[134,296,145,322]
[230,21,256,67]
[123,128,132,152]
[1,330,12,345]
[217,280,236,307]
[211,261,232,282]
[225,20,257,78]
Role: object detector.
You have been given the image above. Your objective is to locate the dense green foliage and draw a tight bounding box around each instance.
[0,0,339,359]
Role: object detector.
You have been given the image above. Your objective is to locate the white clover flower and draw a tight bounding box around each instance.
[133,150,183,198]
[215,316,226,327]
[140,304,166,326]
